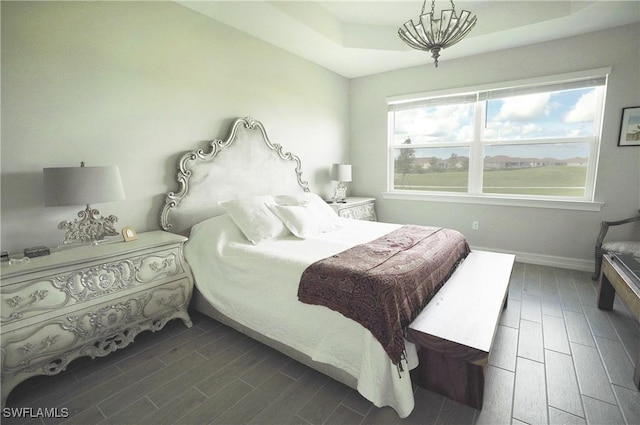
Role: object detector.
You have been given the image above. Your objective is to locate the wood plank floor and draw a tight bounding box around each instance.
[4,263,640,425]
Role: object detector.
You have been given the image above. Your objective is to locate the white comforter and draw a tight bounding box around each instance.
[185,214,419,418]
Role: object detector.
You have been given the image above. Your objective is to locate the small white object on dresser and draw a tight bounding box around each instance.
[0,231,194,406]
[329,197,377,221]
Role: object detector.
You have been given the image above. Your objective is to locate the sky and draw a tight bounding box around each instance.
[394,86,604,160]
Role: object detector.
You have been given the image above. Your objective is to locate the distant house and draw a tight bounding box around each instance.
[414,156,469,170]
[564,157,589,166]
[484,156,588,169]
[484,155,537,169]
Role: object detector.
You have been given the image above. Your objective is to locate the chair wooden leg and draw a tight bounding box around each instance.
[592,253,603,281]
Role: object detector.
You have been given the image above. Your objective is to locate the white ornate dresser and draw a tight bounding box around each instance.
[329,197,377,221]
[0,231,193,406]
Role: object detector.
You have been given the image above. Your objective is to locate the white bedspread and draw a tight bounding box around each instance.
[185,214,419,418]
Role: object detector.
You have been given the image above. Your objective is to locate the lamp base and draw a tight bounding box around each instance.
[58,205,119,245]
[333,182,348,203]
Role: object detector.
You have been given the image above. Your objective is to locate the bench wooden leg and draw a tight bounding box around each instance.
[597,272,615,311]
[411,347,486,409]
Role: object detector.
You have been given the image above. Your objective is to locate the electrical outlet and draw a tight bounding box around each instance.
[472,221,479,231]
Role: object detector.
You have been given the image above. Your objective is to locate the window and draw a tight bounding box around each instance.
[387,69,608,203]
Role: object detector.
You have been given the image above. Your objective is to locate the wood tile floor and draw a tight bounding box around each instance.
[4,263,640,425]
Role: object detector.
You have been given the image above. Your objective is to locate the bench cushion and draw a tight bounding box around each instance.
[602,241,640,259]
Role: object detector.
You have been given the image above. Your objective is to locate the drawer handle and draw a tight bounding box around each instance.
[16,334,60,355]
[149,258,174,273]
[6,289,49,318]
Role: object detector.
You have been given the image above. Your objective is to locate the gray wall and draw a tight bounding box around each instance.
[2,1,638,270]
[350,24,640,269]
[1,1,349,253]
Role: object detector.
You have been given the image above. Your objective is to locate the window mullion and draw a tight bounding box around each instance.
[388,111,396,191]
[584,85,606,199]
[468,101,484,195]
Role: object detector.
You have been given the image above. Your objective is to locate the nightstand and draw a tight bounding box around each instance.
[0,231,193,406]
[329,197,377,221]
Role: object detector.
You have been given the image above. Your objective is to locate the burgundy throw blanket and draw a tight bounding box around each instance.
[298,225,470,366]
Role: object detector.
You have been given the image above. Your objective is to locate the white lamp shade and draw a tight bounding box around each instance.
[43,166,126,207]
[330,164,352,182]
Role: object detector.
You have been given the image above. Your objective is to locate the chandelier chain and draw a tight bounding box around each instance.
[422,0,459,17]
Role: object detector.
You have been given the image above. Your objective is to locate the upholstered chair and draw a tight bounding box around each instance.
[592,210,640,280]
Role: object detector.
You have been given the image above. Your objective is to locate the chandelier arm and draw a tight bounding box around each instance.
[422,0,431,15]
[440,12,477,46]
[418,17,433,45]
[428,13,442,44]
[440,9,454,38]
[399,23,421,49]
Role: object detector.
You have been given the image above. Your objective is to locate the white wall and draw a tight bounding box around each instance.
[2,2,638,269]
[1,1,349,253]
[350,24,640,269]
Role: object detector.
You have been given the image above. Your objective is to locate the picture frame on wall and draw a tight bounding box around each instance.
[618,106,640,146]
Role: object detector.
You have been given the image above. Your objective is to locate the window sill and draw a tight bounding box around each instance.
[381,192,604,212]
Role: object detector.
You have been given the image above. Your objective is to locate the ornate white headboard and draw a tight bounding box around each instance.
[160,117,310,235]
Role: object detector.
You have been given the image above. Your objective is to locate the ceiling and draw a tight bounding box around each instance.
[176,1,640,78]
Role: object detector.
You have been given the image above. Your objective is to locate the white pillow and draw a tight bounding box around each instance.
[268,202,339,238]
[274,193,338,222]
[219,196,289,244]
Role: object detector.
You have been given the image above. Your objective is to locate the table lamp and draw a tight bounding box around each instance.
[331,164,352,203]
[43,162,126,245]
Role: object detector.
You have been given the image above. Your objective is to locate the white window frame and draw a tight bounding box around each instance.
[384,68,610,211]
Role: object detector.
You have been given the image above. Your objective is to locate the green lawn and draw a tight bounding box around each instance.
[394,166,587,196]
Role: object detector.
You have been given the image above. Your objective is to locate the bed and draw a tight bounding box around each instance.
[159,117,470,418]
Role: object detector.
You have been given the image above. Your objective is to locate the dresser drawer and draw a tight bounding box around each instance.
[0,231,194,407]
[330,197,377,222]
[1,247,185,324]
[337,202,377,221]
[1,278,191,377]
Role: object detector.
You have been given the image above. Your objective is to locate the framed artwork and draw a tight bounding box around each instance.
[618,106,640,146]
[122,226,138,242]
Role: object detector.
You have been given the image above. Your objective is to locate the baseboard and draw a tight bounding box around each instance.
[470,245,594,272]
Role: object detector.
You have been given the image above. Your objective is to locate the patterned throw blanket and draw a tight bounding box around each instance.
[298,225,470,366]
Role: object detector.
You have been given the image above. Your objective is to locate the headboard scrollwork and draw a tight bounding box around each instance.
[160,117,310,235]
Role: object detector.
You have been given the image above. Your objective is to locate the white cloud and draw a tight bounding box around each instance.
[521,123,543,135]
[486,121,544,139]
[495,93,551,121]
[396,104,472,142]
[564,90,596,123]
[566,129,581,137]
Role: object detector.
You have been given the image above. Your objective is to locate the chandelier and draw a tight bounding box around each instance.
[398,0,477,67]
